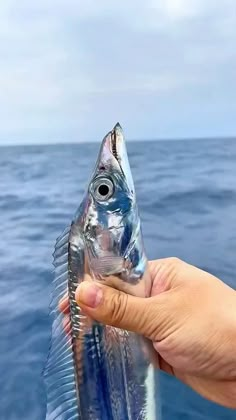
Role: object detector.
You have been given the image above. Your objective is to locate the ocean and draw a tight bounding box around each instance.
[0,138,236,420]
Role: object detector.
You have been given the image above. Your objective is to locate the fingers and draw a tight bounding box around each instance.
[59,258,182,315]
[59,295,69,314]
[148,257,182,295]
[63,315,71,335]
[57,257,184,341]
[74,280,167,341]
[58,258,185,341]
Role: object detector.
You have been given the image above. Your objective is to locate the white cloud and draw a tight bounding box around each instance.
[0,0,235,144]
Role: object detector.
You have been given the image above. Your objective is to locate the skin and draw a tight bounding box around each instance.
[60,257,236,409]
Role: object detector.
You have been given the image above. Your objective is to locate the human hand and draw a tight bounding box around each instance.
[60,258,236,409]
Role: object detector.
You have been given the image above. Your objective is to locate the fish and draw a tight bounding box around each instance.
[44,123,161,420]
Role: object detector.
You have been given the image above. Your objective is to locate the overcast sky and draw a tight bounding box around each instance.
[0,0,236,145]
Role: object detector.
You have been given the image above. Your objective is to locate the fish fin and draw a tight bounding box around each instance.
[44,225,79,420]
[68,225,114,419]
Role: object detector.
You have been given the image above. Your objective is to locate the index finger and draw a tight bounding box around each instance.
[59,295,70,314]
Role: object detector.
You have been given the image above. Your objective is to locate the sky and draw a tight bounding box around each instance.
[0,0,236,145]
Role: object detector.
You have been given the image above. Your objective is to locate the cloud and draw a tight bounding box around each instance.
[0,0,235,144]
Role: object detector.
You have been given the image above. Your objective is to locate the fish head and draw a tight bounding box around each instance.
[90,122,135,216]
[75,123,150,296]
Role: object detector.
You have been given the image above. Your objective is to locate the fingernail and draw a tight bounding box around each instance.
[76,282,103,308]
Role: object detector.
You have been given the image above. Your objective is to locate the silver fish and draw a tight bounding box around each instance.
[44,123,161,420]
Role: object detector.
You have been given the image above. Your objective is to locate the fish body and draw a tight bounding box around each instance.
[44,124,160,420]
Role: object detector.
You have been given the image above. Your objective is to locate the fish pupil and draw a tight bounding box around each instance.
[98,184,109,196]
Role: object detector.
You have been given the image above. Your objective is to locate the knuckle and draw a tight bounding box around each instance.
[109,291,128,326]
[151,257,182,292]
[165,257,182,279]
[166,257,181,266]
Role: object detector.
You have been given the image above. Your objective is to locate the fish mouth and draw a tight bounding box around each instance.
[95,122,124,168]
[93,122,134,193]
[110,122,122,161]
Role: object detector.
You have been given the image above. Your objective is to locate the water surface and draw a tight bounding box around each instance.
[0,139,236,419]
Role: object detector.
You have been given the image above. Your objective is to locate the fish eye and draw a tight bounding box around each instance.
[93,177,114,201]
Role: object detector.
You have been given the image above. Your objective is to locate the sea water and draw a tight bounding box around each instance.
[0,138,236,419]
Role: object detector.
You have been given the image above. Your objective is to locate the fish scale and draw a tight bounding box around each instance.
[44,123,161,420]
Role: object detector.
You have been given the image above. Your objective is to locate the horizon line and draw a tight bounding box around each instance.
[0,135,235,148]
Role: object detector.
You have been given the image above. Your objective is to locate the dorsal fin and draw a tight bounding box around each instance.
[44,225,79,420]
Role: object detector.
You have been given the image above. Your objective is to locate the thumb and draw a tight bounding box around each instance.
[75,280,166,340]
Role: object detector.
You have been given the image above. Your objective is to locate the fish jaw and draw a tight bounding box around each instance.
[92,122,135,196]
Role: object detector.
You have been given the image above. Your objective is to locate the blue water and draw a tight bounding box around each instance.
[0,139,236,420]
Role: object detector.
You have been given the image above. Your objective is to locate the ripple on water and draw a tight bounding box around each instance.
[0,139,236,420]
